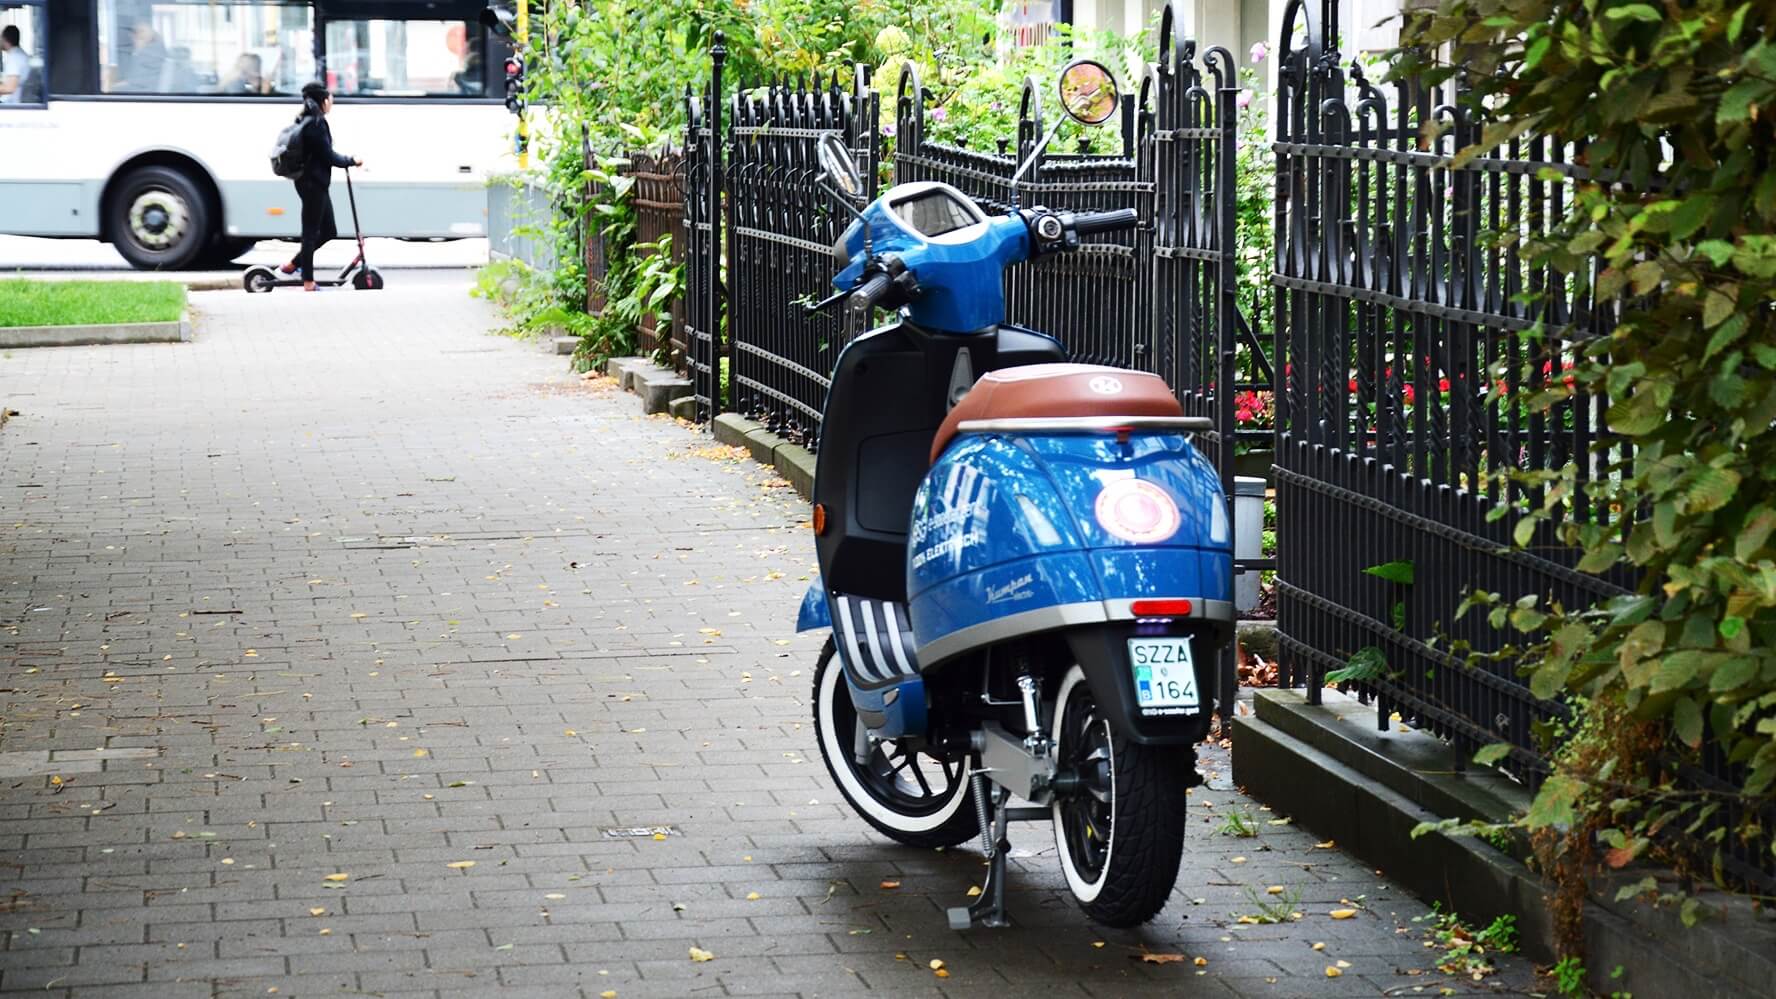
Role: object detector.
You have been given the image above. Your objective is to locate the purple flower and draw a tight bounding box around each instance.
[990,101,1004,112]
[931,106,948,123]
[1250,41,1268,64]
[881,122,896,137]
[1237,89,1254,109]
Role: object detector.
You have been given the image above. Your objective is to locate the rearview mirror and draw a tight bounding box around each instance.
[1058,59,1119,126]
[817,132,864,200]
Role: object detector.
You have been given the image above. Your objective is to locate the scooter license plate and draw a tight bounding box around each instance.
[1127,637,1200,713]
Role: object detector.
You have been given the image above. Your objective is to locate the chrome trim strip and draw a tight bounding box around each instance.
[955,416,1214,434]
[916,601,1110,668]
[835,596,877,682]
[915,596,1236,668]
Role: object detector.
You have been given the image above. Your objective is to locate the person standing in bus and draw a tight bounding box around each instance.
[0,25,30,104]
[281,83,363,291]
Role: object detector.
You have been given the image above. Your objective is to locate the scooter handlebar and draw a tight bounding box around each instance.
[1072,208,1139,237]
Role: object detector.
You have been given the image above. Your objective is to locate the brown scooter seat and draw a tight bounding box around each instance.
[929,363,1185,465]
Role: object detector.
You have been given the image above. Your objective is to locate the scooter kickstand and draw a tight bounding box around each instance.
[947,774,1013,930]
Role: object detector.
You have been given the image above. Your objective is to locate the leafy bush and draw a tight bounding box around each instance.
[1394,0,1775,919]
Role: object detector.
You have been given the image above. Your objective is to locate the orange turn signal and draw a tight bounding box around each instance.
[267,207,286,216]
[1131,598,1193,618]
[811,503,827,536]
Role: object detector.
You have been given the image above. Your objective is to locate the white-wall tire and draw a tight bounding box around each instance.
[1050,663,1190,926]
[812,638,979,847]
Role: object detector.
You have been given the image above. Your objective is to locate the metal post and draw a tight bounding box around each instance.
[515,0,528,170]
[1215,55,1241,721]
[708,34,726,419]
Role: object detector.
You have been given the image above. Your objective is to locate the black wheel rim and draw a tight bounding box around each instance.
[1056,682,1114,881]
[827,667,965,817]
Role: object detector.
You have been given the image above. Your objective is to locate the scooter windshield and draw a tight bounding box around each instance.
[891,189,980,238]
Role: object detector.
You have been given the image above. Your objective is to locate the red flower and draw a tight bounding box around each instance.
[1236,408,1254,423]
[1495,379,1509,396]
[1348,378,1359,393]
[1403,384,1417,404]
[1438,377,1451,393]
[1564,374,1576,389]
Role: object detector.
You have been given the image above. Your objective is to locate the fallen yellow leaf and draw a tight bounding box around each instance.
[318,928,331,936]
[966,886,982,897]
[935,969,950,978]
[1329,908,1358,920]
[545,893,566,900]
[601,992,617,998]
[1231,856,1247,864]
[308,908,326,917]
[1336,960,1351,969]
[879,879,901,890]
[1140,952,1187,965]
[447,861,475,870]
[323,873,349,882]
[688,946,715,963]
[1315,840,1336,849]
[413,748,428,758]
[745,892,760,901]
[1326,966,1343,978]
[1193,957,1208,967]
[1312,942,1326,951]
[928,959,945,971]
[1091,941,1106,949]
[1266,885,1285,895]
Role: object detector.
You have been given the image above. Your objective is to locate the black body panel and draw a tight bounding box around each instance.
[812,322,1064,602]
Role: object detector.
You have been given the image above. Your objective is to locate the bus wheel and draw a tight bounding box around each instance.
[109,166,210,271]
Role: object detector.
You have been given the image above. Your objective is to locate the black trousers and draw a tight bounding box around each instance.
[294,181,338,282]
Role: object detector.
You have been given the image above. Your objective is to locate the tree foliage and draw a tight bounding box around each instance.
[1394,1,1776,893]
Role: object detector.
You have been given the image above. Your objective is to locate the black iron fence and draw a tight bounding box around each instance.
[631,150,689,368]
[1267,0,1772,893]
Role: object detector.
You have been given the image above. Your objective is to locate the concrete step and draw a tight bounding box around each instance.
[634,367,694,415]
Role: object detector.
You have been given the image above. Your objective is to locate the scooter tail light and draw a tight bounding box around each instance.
[1131,598,1193,618]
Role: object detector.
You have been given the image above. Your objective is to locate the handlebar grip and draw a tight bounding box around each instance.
[1073,208,1139,236]
[851,271,895,309]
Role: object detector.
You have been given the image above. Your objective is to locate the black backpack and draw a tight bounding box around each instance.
[270,114,309,179]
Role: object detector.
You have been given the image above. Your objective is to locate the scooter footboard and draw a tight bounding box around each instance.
[1063,620,1231,746]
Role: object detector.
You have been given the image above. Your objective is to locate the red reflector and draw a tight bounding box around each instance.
[1131,599,1193,617]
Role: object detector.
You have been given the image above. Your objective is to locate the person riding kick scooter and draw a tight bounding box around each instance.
[798,60,1234,930]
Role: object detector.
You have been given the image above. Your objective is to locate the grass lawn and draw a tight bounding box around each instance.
[0,280,187,328]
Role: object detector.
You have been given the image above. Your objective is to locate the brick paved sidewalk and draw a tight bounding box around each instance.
[0,277,1540,998]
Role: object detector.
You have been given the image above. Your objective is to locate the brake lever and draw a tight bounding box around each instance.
[802,288,850,313]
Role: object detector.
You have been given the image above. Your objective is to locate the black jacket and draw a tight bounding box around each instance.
[297,114,353,189]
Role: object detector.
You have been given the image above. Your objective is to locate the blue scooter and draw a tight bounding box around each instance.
[798,61,1234,930]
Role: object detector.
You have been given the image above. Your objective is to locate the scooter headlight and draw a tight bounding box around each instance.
[1094,479,1181,544]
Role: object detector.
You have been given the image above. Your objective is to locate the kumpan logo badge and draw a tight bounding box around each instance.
[1088,376,1124,395]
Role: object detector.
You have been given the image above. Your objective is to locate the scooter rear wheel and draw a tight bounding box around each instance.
[243,267,277,294]
[1050,664,1189,927]
[812,638,979,848]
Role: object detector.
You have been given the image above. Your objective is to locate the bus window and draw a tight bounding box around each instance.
[97,1,314,96]
[323,19,484,98]
[0,2,45,106]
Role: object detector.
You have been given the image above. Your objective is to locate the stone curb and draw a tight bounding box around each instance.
[0,313,191,349]
[1232,687,1775,998]
[713,413,816,501]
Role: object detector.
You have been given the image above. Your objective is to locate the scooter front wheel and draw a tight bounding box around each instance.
[812,638,979,848]
[1050,664,1189,927]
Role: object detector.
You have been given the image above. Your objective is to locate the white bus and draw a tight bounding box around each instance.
[0,1,516,269]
